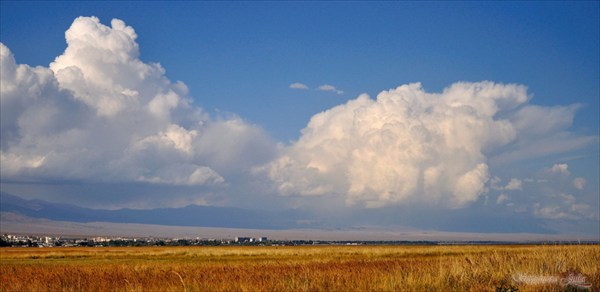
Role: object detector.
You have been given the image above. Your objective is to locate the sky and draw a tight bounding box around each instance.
[1,1,599,237]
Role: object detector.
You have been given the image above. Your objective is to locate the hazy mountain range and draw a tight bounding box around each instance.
[0,192,536,232]
[3,192,599,242]
[0,192,313,230]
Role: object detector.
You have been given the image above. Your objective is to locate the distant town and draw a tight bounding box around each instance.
[2,234,598,247]
[1,234,269,247]
[0,234,430,247]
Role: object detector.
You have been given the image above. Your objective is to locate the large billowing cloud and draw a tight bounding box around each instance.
[1,17,275,186]
[263,82,595,209]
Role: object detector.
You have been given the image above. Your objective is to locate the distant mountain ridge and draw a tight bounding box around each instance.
[0,192,570,235]
[0,192,313,230]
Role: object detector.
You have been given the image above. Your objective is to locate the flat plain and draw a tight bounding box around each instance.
[1,244,598,291]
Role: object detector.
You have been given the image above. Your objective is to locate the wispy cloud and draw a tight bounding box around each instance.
[289,82,309,90]
[504,178,523,191]
[317,84,344,95]
[491,177,523,191]
[496,193,509,204]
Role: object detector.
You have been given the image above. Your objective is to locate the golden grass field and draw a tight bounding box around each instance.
[1,244,598,291]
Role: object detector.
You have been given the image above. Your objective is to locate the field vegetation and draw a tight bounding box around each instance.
[1,244,598,291]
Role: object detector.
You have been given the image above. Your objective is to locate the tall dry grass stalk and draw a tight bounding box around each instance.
[1,245,598,291]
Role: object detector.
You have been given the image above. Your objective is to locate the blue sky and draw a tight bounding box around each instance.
[3,2,598,141]
[1,1,598,237]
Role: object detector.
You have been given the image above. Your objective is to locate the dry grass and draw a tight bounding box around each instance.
[1,244,598,291]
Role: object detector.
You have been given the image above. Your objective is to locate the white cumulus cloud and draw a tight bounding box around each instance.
[573,177,586,190]
[0,16,275,187]
[263,82,528,208]
[549,163,570,175]
[261,81,595,209]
